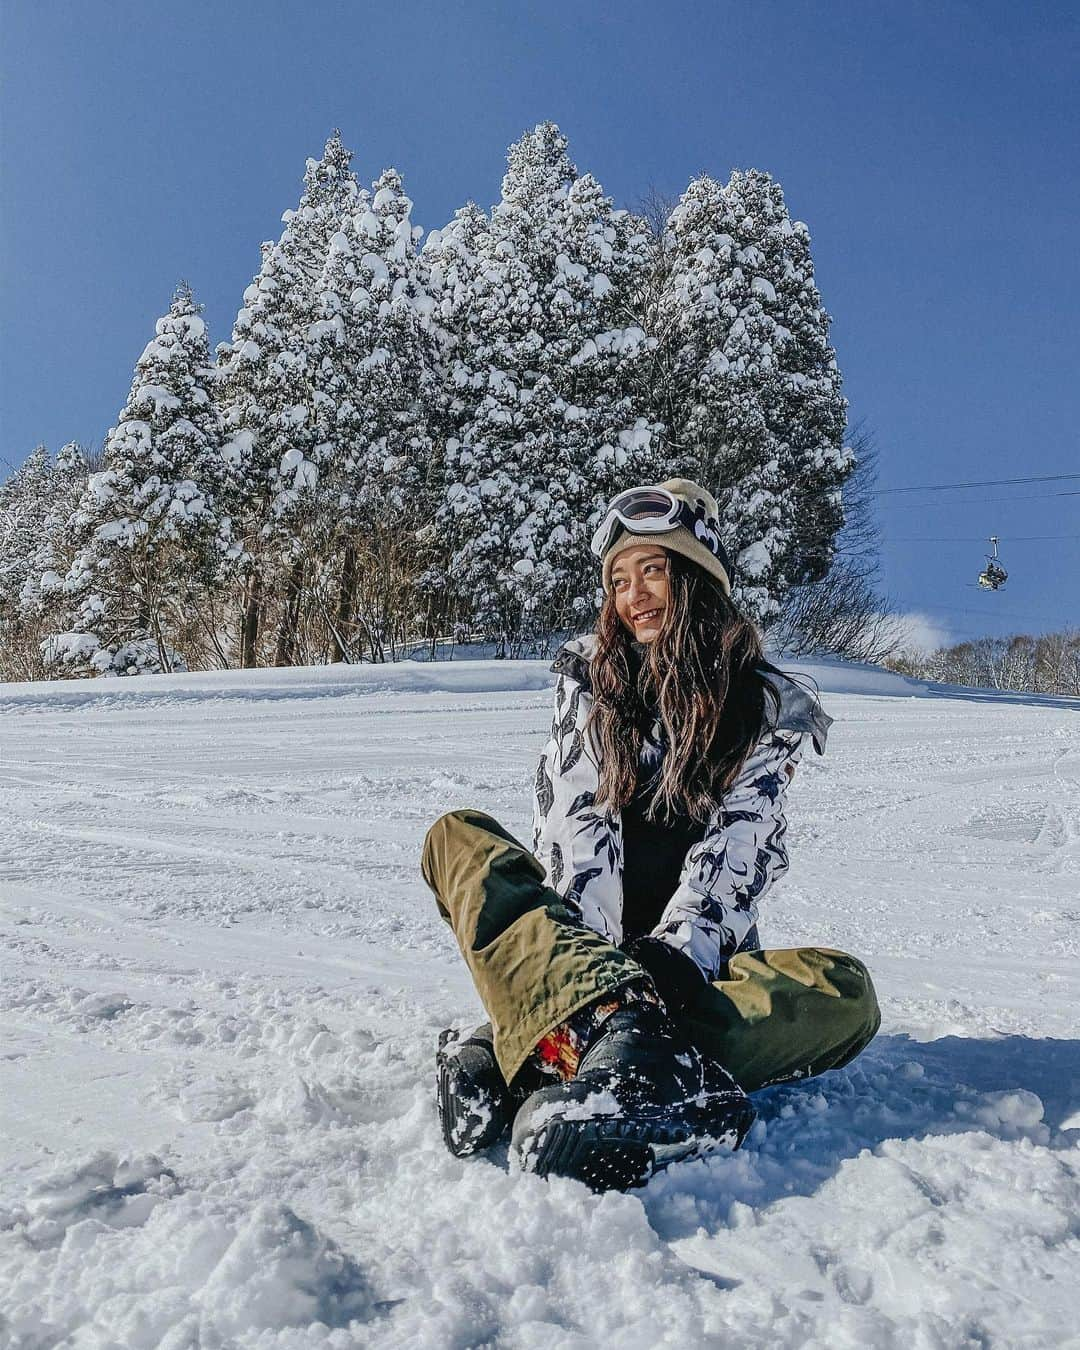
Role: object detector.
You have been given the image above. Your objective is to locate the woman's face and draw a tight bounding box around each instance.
[610,545,671,643]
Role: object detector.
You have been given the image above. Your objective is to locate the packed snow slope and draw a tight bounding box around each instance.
[2,657,1078,1349]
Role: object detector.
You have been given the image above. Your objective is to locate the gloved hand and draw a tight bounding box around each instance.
[622,935,707,1016]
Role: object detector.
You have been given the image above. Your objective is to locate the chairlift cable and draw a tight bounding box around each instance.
[872,473,1080,496]
[886,490,1080,511]
[885,534,1080,543]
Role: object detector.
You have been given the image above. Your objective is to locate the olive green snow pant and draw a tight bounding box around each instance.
[421,808,880,1089]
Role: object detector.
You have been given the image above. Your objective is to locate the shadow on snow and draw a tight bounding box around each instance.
[640,1031,1080,1238]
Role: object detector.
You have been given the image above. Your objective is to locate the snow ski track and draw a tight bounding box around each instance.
[1035,744,1080,875]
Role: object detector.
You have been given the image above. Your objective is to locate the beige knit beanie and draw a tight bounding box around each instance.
[600,479,732,594]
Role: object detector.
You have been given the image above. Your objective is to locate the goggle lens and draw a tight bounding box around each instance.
[607,488,678,522]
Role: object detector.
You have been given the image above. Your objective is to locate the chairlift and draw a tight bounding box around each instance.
[977,536,1008,591]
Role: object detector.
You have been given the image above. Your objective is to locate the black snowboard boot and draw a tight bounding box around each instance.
[437,1023,513,1157]
[510,1003,755,1191]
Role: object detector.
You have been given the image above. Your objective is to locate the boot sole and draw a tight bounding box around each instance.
[518,1093,755,1191]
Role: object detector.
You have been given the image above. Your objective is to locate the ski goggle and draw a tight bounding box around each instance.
[590,485,724,562]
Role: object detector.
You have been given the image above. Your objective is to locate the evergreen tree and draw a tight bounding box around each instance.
[27,441,92,619]
[427,122,656,648]
[43,283,230,676]
[418,199,497,642]
[657,175,791,620]
[657,171,849,621]
[722,169,849,586]
[0,445,56,678]
[216,132,360,666]
[309,166,443,660]
[0,444,53,599]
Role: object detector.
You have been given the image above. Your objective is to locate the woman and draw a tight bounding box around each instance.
[422,479,879,1191]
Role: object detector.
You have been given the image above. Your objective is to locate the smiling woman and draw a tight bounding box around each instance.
[423,478,878,1192]
[611,545,670,640]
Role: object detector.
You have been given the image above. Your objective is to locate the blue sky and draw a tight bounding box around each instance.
[2,0,1077,643]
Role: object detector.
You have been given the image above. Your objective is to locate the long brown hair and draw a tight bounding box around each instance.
[587,551,781,823]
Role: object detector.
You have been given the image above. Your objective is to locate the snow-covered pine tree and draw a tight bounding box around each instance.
[42,283,232,676]
[658,175,793,621]
[0,444,57,679]
[418,199,496,644]
[24,440,92,626]
[308,166,442,661]
[656,171,849,621]
[216,132,360,666]
[722,168,850,586]
[426,123,657,649]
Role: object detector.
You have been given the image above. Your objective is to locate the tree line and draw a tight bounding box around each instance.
[889,631,1080,697]
[1,124,855,681]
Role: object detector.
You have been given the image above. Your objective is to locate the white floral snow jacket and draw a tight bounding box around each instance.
[530,634,832,980]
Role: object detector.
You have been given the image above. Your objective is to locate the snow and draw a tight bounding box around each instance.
[750,276,777,304]
[617,419,653,453]
[737,539,772,580]
[359,254,390,286]
[1,657,1078,1346]
[279,448,317,491]
[221,429,255,467]
[705,350,731,376]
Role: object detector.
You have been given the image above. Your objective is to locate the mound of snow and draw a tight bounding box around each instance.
[2,1158,374,1348]
[5,646,1076,719]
